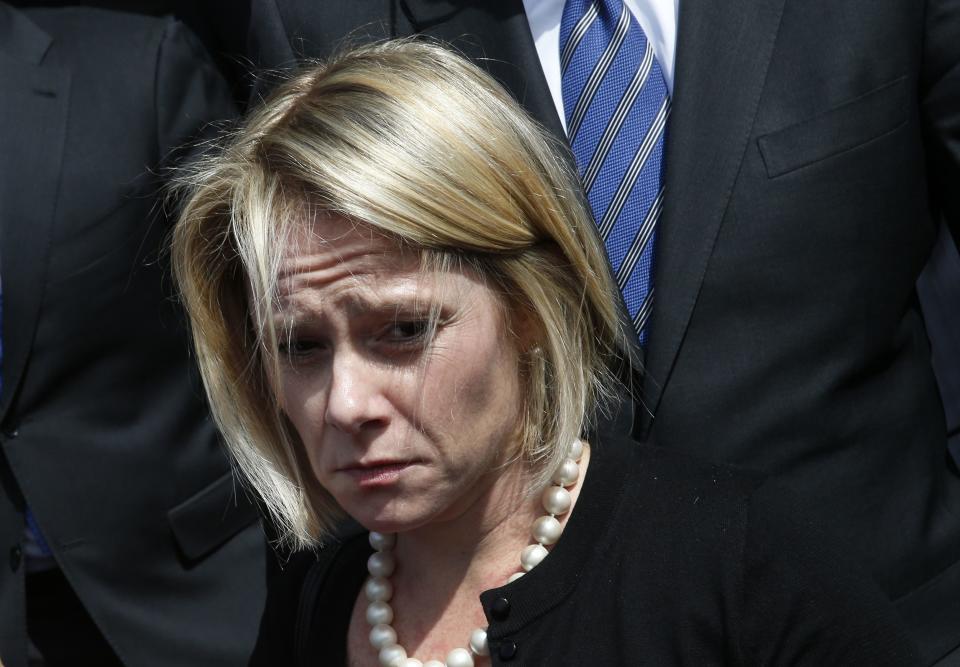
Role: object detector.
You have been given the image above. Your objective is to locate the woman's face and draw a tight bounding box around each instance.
[272,215,523,533]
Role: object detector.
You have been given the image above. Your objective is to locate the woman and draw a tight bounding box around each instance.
[171,41,919,666]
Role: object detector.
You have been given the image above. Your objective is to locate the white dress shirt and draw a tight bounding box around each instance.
[521,0,679,131]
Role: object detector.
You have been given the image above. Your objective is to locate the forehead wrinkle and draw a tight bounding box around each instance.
[277,233,372,283]
[277,221,415,286]
[272,218,440,325]
[273,264,437,322]
[275,246,385,314]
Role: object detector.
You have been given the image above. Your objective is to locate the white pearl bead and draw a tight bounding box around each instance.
[423,661,445,667]
[369,623,397,650]
[507,571,525,583]
[445,647,474,667]
[365,577,394,602]
[569,439,584,461]
[366,601,394,626]
[368,551,396,578]
[541,485,572,515]
[469,628,489,656]
[531,515,562,545]
[552,458,579,486]
[379,644,407,666]
[403,660,423,667]
[369,531,396,551]
[520,543,549,571]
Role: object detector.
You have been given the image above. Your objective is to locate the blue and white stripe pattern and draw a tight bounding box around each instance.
[561,0,670,344]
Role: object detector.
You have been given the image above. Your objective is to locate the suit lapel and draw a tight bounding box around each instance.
[639,0,786,430]
[0,7,70,422]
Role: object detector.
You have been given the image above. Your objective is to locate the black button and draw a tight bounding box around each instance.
[498,640,518,660]
[9,545,22,571]
[3,428,18,439]
[491,596,511,620]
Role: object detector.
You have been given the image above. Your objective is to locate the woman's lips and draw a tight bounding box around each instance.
[339,461,415,487]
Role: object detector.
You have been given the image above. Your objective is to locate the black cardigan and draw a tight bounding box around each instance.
[251,435,920,665]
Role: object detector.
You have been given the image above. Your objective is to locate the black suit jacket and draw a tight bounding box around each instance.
[0,5,265,666]
[246,0,960,662]
[918,221,960,465]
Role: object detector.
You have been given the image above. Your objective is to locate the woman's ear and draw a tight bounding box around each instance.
[508,301,543,355]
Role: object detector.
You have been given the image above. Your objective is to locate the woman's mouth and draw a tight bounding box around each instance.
[339,461,415,487]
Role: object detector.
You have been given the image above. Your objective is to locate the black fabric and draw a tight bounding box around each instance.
[7,0,254,103]
[251,435,921,666]
[246,2,960,661]
[917,220,960,466]
[26,569,122,667]
[0,5,266,666]
[167,471,260,562]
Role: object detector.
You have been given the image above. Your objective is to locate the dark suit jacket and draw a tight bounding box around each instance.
[246,0,960,662]
[0,5,265,666]
[918,221,960,465]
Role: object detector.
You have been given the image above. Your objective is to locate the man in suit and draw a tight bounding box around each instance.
[245,0,960,662]
[0,4,265,665]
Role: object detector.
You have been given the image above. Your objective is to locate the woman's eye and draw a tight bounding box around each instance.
[382,320,430,344]
[278,339,320,357]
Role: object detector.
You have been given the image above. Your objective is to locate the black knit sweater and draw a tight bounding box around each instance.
[251,434,920,666]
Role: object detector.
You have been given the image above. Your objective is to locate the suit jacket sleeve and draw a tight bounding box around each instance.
[922,0,960,248]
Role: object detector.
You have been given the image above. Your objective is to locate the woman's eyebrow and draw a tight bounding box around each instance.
[274,294,438,325]
[342,294,437,318]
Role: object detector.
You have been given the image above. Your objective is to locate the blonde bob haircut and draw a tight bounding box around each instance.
[171,39,634,549]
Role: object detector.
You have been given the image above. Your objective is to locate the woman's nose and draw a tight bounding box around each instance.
[324,352,387,434]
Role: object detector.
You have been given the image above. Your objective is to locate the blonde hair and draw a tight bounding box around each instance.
[171,40,633,548]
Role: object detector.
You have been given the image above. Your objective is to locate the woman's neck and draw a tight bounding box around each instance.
[349,444,592,665]
[395,458,538,594]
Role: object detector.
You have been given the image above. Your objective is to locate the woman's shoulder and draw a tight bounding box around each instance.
[601,433,855,562]
[588,434,920,664]
[598,433,852,574]
[595,431,772,520]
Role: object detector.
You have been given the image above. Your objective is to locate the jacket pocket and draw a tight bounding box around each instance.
[168,471,260,561]
[757,75,909,178]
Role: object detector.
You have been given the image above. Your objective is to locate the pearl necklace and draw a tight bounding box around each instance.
[364,439,585,667]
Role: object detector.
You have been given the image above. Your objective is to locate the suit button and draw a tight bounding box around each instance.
[3,428,18,439]
[498,640,518,660]
[491,596,511,620]
[9,545,22,571]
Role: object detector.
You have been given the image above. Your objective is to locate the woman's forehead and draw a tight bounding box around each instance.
[282,214,402,261]
[278,216,411,280]
[272,213,502,317]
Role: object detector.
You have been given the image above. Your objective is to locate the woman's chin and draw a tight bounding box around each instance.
[333,490,431,534]
[333,473,451,534]
[353,511,431,536]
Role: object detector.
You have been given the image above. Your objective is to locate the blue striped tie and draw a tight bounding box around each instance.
[560,0,670,344]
